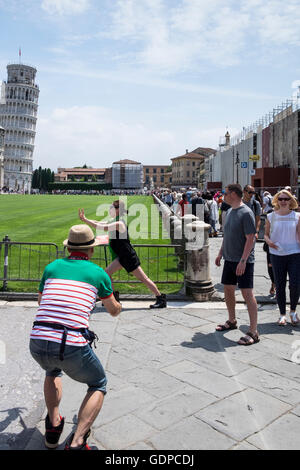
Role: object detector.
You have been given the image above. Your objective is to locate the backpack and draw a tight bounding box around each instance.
[204,201,210,223]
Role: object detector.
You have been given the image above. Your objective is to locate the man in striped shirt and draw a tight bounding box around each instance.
[30,225,122,450]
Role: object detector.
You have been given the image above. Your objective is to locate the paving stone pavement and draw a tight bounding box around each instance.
[1,237,300,451]
[1,299,300,451]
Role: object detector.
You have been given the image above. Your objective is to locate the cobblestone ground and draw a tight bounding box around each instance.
[1,237,300,450]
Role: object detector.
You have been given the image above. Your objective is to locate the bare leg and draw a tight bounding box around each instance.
[105,258,123,291]
[44,376,62,427]
[71,391,104,448]
[224,284,237,323]
[241,288,258,335]
[131,266,160,296]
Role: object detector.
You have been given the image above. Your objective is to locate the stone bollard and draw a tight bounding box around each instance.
[184,220,215,301]
[170,216,185,270]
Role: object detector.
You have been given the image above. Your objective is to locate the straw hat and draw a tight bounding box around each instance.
[63,225,101,249]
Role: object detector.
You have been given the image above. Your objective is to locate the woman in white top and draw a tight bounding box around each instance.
[264,190,300,326]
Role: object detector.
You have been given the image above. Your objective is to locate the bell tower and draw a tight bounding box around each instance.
[0,62,39,192]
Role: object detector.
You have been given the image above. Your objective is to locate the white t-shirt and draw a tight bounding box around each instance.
[267,211,300,256]
[263,195,273,213]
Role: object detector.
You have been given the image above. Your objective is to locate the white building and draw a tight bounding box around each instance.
[0,63,39,192]
[206,130,263,189]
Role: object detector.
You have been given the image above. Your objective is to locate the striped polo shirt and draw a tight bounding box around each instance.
[30,253,113,347]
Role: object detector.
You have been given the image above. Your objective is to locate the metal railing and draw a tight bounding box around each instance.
[0,236,183,291]
[0,236,60,290]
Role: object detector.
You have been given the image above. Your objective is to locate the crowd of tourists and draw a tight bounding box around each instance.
[27,183,300,450]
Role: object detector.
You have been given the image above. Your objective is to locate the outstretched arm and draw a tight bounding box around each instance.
[78,208,106,229]
[78,209,126,233]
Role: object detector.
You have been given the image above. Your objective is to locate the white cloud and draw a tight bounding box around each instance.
[106,0,300,72]
[34,106,177,169]
[248,0,300,46]
[41,0,90,15]
[107,0,251,71]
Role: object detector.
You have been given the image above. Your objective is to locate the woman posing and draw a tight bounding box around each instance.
[264,190,300,326]
[79,200,167,309]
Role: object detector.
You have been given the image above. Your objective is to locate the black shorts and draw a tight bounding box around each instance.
[118,250,141,273]
[221,261,254,289]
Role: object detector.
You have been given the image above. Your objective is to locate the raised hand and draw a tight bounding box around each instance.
[78,208,85,221]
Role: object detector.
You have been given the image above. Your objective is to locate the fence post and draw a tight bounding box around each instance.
[2,235,10,292]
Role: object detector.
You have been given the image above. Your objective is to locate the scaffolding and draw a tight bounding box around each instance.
[112,162,143,189]
[221,90,300,150]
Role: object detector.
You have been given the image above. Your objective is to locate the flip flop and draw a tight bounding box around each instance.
[290,313,300,326]
[238,331,260,346]
[216,320,237,331]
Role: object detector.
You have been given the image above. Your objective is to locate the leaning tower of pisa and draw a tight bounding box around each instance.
[0,63,39,192]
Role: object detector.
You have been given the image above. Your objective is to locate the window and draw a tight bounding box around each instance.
[146,168,149,173]
[192,161,195,166]
[161,168,164,173]
[160,176,164,182]
[153,168,157,173]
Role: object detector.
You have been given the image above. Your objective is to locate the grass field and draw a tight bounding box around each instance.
[0,194,183,294]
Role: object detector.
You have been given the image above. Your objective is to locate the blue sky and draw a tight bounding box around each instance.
[1,0,300,170]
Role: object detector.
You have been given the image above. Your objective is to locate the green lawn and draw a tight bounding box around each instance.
[0,194,183,294]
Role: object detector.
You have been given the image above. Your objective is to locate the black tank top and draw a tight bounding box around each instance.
[109,219,136,258]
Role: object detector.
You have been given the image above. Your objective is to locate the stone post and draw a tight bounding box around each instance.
[184,220,215,301]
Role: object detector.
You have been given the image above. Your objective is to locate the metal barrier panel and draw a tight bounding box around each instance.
[90,244,184,285]
[0,239,183,291]
[0,239,59,290]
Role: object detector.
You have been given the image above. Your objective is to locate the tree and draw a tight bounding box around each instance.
[31,167,55,191]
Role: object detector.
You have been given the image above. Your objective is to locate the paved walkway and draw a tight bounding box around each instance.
[1,238,300,450]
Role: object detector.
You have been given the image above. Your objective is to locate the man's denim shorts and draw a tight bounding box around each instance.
[29,339,107,394]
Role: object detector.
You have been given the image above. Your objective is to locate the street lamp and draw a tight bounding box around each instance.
[235,151,240,184]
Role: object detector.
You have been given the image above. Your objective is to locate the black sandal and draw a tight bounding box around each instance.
[216,320,237,331]
[238,331,259,346]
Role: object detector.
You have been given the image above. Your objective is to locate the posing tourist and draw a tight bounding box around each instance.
[79,201,167,309]
[264,190,300,326]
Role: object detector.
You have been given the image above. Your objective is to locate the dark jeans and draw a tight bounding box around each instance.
[270,253,300,315]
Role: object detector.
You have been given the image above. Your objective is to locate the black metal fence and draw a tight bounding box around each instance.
[0,236,183,292]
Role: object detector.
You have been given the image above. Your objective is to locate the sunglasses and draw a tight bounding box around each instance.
[278,197,290,201]
[246,191,255,194]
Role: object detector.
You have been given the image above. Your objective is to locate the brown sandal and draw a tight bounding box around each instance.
[238,331,260,346]
[216,320,237,331]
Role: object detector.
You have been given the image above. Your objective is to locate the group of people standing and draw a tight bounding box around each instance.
[27,185,300,450]
[215,183,300,347]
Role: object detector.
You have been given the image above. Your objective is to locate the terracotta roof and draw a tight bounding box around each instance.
[57,167,106,173]
[192,147,217,156]
[171,152,205,161]
[143,164,169,168]
[113,159,141,165]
